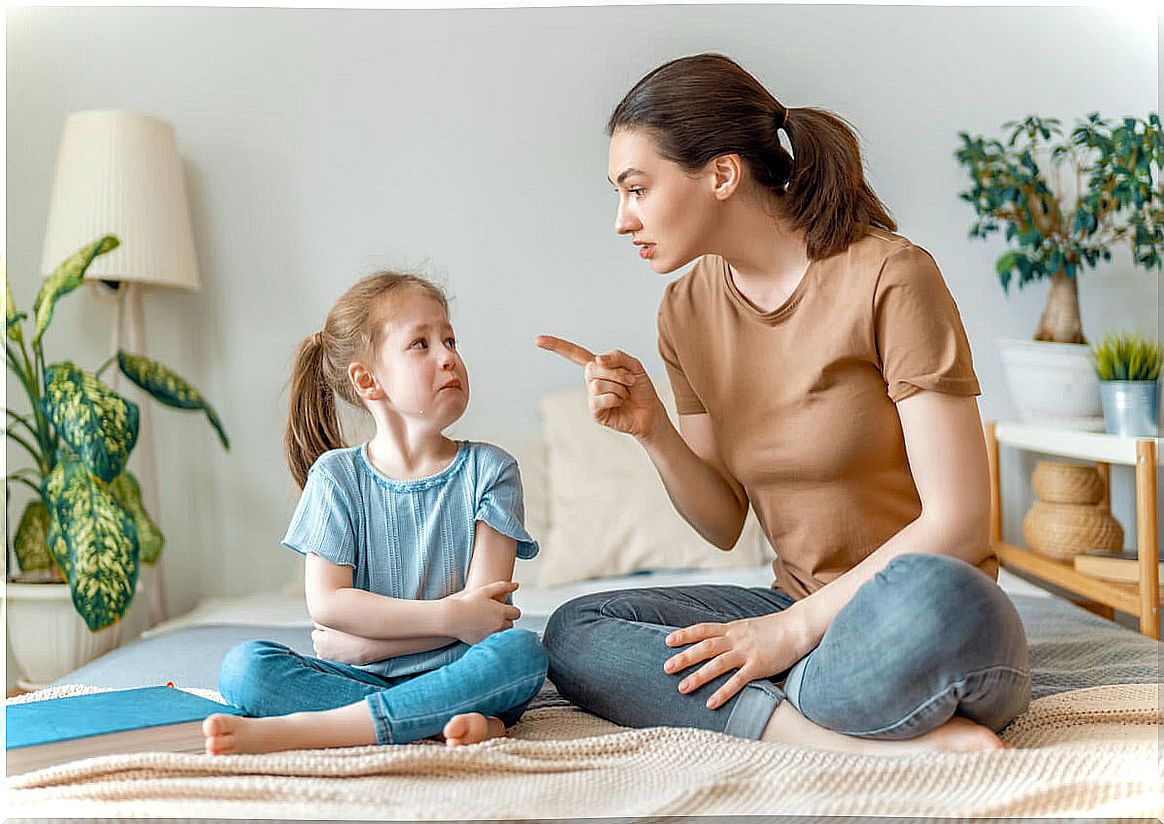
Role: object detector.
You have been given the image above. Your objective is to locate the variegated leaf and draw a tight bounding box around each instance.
[6,266,25,344]
[109,471,164,564]
[43,454,139,631]
[14,498,53,572]
[32,235,119,347]
[118,351,230,449]
[41,362,139,483]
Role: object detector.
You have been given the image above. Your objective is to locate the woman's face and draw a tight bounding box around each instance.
[608,128,719,274]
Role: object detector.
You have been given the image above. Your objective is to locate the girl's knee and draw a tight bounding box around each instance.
[487,628,548,676]
[217,639,291,710]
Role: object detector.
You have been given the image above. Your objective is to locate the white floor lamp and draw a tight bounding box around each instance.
[39,110,202,627]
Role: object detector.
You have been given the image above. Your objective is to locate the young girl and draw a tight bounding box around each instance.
[204,272,547,754]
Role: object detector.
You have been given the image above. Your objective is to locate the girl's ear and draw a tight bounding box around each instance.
[348,361,385,401]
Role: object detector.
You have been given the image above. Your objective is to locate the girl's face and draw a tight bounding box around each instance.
[367,291,469,426]
[608,128,719,274]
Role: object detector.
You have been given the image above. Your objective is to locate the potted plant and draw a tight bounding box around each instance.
[5,235,229,686]
[955,113,1162,428]
[1091,332,1161,437]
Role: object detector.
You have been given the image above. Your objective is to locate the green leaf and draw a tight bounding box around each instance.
[41,362,139,482]
[5,267,25,345]
[14,498,53,573]
[108,471,164,564]
[117,351,230,449]
[32,236,119,347]
[43,453,139,631]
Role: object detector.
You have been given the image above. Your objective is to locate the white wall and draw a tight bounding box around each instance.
[6,5,1160,677]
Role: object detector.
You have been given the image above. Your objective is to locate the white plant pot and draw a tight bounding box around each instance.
[997,339,1103,431]
[4,581,124,690]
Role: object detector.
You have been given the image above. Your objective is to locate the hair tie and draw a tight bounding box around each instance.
[311,331,323,347]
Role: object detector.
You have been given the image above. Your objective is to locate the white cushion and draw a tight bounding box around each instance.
[535,381,774,587]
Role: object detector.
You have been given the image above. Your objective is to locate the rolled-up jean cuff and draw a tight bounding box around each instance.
[367,695,394,745]
[781,656,809,712]
[723,680,785,739]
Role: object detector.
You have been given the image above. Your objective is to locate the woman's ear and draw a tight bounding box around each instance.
[348,361,385,401]
[709,153,743,201]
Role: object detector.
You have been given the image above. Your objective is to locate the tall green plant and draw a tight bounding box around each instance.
[5,236,229,630]
[955,113,1163,343]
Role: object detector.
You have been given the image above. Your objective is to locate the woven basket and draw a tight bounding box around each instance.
[1031,460,1105,505]
[1022,501,1124,561]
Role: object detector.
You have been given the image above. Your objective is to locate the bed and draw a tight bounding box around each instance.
[7,565,1161,817]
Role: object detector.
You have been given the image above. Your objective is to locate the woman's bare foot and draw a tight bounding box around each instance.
[442,712,507,747]
[760,701,1007,756]
[203,701,377,755]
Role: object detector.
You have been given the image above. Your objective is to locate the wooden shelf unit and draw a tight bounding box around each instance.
[986,420,1160,638]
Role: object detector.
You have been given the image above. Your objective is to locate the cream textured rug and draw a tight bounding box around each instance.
[7,682,1160,817]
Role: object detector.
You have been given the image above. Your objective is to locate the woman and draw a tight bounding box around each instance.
[536,53,1030,755]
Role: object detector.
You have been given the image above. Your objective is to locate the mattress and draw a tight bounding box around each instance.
[54,565,1156,701]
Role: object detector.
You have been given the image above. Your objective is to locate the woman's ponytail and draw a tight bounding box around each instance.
[782,107,895,259]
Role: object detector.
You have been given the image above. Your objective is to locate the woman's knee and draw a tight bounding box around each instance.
[543,592,606,657]
[869,553,1028,668]
[217,639,292,710]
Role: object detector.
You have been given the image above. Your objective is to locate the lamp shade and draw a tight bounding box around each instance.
[39,110,200,291]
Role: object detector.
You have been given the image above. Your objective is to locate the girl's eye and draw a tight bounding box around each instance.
[410,339,427,350]
[445,338,457,349]
[628,187,646,198]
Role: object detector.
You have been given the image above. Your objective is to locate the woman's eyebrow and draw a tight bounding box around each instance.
[609,168,646,186]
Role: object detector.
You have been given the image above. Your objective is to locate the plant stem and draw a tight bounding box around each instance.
[5,476,41,497]
[6,430,46,472]
[4,407,38,439]
[95,353,118,378]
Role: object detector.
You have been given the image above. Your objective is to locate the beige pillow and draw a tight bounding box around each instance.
[537,380,773,587]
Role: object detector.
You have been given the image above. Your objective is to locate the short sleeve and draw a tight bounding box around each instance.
[476,457,539,560]
[281,470,356,566]
[874,245,981,403]
[658,300,706,415]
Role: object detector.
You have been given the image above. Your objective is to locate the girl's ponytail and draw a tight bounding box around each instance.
[284,333,344,490]
[782,107,895,259]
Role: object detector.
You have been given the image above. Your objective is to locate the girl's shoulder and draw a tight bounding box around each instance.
[304,445,363,488]
[461,440,518,473]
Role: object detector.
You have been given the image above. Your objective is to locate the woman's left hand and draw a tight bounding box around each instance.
[663,612,812,710]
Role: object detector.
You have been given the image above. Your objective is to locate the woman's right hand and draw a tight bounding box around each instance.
[535,335,662,440]
[443,580,522,645]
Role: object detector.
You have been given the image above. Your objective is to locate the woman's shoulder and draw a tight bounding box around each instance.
[842,229,937,269]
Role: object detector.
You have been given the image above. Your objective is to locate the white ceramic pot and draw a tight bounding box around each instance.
[4,581,124,690]
[997,339,1103,430]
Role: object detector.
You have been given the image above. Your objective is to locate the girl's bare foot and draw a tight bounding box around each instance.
[203,701,377,755]
[760,701,1007,756]
[442,712,506,747]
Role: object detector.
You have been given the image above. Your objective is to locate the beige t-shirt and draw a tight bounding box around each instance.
[657,230,985,600]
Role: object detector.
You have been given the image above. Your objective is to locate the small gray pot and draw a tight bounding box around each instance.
[1099,380,1160,437]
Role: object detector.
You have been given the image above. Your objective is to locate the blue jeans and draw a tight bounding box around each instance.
[544,553,1031,740]
[218,627,547,744]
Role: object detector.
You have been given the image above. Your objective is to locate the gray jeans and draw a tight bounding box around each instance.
[543,553,1031,740]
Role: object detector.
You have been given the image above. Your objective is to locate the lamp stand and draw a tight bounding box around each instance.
[110,282,168,627]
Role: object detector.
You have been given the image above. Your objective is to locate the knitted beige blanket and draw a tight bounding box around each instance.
[7,683,1160,817]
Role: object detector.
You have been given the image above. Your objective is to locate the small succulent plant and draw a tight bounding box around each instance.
[1090,333,1162,382]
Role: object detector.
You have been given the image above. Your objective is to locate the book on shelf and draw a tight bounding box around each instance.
[1073,549,1164,584]
[5,685,242,775]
